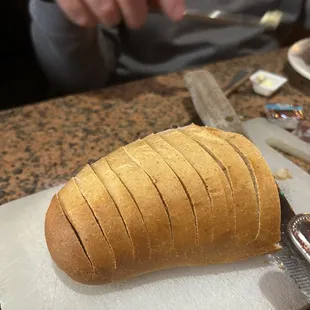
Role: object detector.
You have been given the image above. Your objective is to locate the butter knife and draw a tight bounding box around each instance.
[184,9,285,30]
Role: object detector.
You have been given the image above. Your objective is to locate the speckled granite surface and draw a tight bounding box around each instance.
[1,48,310,205]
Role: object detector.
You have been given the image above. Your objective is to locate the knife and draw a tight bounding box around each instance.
[183,9,285,30]
[43,0,285,30]
[184,69,310,301]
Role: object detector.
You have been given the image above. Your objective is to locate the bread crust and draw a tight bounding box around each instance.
[58,179,115,281]
[45,195,95,284]
[92,157,151,267]
[160,130,233,245]
[45,126,281,284]
[144,133,213,247]
[123,139,196,253]
[106,148,173,259]
[181,124,259,245]
[75,165,134,276]
[207,128,281,246]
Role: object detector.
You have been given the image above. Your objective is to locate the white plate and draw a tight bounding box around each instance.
[288,37,310,80]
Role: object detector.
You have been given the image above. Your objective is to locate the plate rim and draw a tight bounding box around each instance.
[288,37,310,81]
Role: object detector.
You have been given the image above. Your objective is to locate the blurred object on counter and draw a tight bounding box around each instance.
[293,120,310,143]
[250,70,287,97]
[274,168,292,180]
[288,38,310,80]
[265,103,305,130]
[222,68,254,97]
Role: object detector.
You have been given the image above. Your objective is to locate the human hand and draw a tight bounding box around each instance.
[56,0,185,28]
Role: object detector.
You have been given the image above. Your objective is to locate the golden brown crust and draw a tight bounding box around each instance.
[45,195,96,284]
[181,124,259,245]
[106,148,173,259]
[160,129,233,244]
[58,179,115,281]
[45,125,281,285]
[92,157,151,266]
[75,165,134,276]
[207,128,281,246]
[144,133,213,247]
[123,139,196,252]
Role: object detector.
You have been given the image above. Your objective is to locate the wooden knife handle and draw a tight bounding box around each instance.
[184,70,245,134]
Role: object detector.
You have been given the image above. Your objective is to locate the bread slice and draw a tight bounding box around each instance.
[106,148,173,258]
[45,195,96,284]
[208,128,280,246]
[123,139,196,252]
[75,165,134,275]
[181,124,259,245]
[160,130,233,245]
[58,179,115,280]
[92,157,151,266]
[144,133,213,246]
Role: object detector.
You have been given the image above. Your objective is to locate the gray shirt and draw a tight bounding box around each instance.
[29,0,307,95]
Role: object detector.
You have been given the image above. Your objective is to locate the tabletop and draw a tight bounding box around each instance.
[1,48,310,205]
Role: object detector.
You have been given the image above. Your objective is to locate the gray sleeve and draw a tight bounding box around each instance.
[29,0,120,95]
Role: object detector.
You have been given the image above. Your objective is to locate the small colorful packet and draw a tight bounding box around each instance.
[293,120,310,143]
[264,103,305,129]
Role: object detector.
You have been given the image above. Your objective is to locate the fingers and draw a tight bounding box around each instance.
[158,0,185,21]
[116,0,148,29]
[56,0,185,29]
[83,0,122,27]
[56,0,98,27]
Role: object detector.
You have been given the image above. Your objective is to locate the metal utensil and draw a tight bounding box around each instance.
[288,213,310,265]
[274,193,310,300]
[222,68,254,96]
[184,9,284,30]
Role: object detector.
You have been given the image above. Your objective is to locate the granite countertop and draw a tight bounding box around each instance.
[1,48,310,205]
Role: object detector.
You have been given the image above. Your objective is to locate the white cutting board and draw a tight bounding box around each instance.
[0,189,309,310]
[244,118,310,215]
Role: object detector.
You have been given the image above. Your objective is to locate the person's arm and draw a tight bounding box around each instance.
[29,0,120,95]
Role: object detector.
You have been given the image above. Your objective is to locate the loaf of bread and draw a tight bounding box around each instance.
[45,124,281,284]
